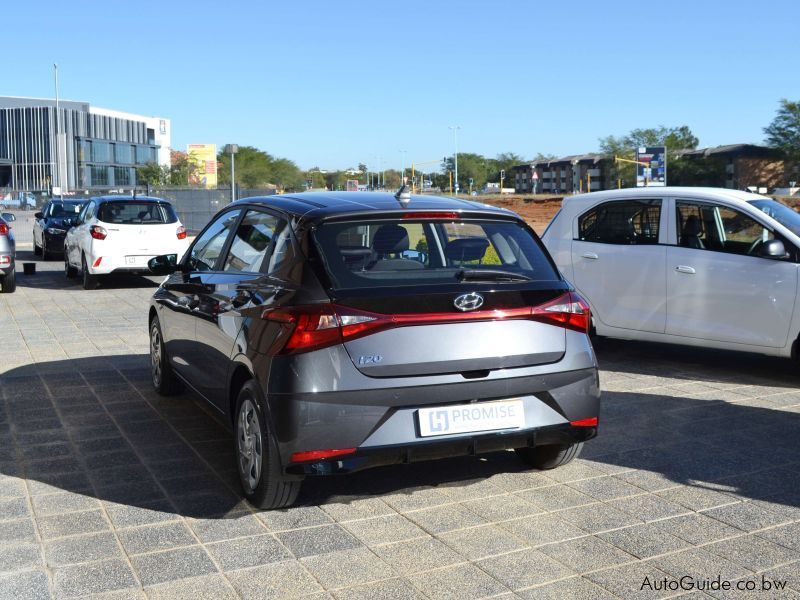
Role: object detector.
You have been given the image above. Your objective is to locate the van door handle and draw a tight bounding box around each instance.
[675,265,696,274]
[581,252,599,260]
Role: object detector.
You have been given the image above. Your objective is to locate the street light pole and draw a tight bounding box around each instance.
[53,63,63,194]
[225,144,239,202]
[449,126,460,196]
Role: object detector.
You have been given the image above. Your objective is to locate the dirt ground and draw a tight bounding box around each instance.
[478,195,564,234]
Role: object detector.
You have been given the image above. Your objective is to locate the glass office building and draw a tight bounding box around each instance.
[0,96,170,192]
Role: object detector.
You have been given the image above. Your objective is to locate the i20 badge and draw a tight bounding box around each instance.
[454,292,484,312]
[358,354,383,366]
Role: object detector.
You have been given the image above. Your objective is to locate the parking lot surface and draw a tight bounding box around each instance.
[1,239,799,598]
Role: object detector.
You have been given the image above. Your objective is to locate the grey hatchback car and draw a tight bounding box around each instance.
[148,192,600,509]
[1,212,17,293]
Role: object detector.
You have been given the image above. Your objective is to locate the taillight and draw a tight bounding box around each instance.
[263,294,590,355]
[0,223,8,236]
[176,225,187,240]
[90,225,107,240]
[531,291,591,334]
[570,417,598,427]
[290,448,356,463]
[0,255,10,266]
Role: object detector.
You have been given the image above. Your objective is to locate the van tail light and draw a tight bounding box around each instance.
[263,292,591,355]
[90,225,107,240]
[176,225,187,240]
[0,223,8,236]
[530,291,591,334]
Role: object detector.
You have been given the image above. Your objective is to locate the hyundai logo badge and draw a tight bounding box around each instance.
[454,292,484,312]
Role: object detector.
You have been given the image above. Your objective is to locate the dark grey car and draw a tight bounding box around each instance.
[0,212,17,293]
[147,192,600,509]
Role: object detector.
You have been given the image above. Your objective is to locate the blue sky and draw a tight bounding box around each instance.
[5,0,798,171]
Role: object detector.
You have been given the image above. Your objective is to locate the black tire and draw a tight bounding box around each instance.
[81,255,98,290]
[0,267,15,293]
[515,442,583,470]
[149,316,183,396]
[42,239,52,261]
[234,381,301,510]
[65,252,77,278]
[33,240,42,256]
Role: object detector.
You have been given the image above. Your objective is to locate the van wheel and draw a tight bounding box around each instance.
[515,442,583,470]
[81,255,98,290]
[149,316,183,395]
[0,267,15,293]
[234,381,301,510]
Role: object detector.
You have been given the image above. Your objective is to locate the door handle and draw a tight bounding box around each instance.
[675,265,696,274]
[581,252,599,260]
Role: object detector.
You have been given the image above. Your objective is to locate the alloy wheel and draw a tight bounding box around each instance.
[237,398,263,493]
[150,325,162,388]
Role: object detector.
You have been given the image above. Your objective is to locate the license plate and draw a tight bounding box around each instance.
[125,256,150,266]
[418,399,525,437]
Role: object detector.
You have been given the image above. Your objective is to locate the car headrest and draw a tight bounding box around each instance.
[445,238,490,262]
[683,215,703,236]
[373,225,409,254]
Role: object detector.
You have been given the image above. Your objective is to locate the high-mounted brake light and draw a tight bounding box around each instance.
[290,448,356,463]
[176,225,187,240]
[263,292,591,355]
[402,211,459,220]
[90,225,107,240]
[0,223,8,236]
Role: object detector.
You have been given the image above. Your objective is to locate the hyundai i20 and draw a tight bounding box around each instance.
[148,192,600,509]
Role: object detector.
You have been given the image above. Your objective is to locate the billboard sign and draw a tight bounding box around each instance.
[346,179,359,192]
[636,146,666,187]
[187,144,218,188]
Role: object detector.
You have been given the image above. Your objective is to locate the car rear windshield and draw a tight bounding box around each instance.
[313,217,559,289]
[97,202,177,225]
[46,201,85,217]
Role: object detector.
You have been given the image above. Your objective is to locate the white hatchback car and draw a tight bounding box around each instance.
[65,196,190,289]
[542,187,800,358]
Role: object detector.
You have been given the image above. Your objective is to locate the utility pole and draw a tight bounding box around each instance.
[53,63,65,194]
[449,125,460,196]
[225,144,239,201]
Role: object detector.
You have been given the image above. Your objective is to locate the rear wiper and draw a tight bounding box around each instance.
[457,269,531,282]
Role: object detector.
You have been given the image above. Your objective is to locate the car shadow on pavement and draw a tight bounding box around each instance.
[1,353,798,521]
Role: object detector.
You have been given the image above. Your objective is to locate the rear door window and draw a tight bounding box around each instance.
[98,202,177,224]
[577,199,661,244]
[222,210,288,273]
[314,217,558,289]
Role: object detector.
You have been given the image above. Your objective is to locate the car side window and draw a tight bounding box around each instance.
[222,210,286,273]
[188,209,242,271]
[80,201,96,223]
[676,201,773,256]
[577,199,661,244]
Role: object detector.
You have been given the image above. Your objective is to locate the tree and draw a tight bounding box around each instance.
[599,125,699,186]
[217,146,272,188]
[764,99,800,164]
[136,162,168,186]
[168,151,198,186]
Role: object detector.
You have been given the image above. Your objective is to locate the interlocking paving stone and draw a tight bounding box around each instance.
[319,497,396,523]
[557,503,643,534]
[756,522,800,551]
[52,558,138,597]
[703,501,793,532]
[704,535,798,572]
[653,512,744,545]
[301,547,396,590]
[371,537,462,574]
[516,484,596,511]
[0,518,37,543]
[343,514,427,546]
[0,541,43,573]
[403,503,486,535]
[0,570,51,600]
[498,513,585,547]
[117,521,196,555]
[227,560,323,599]
[36,509,110,540]
[187,512,266,543]
[516,576,618,599]
[130,545,218,586]
[276,523,362,559]
[331,577,425,600]
[597,522,691,559]
[438,524,527,560]
[144,573,239,600]
[44,531,123,566]
[407,563,510,599]
[585,562,673,599]
[206,533,291,571]
[650,547,751,582]
[538,535,637,574]
[477,548,576,590]
[31,491,101,516]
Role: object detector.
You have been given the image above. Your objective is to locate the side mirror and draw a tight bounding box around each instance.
[1,212,16,222]
[148,254,180,275]
[758,239,790,260]
[34,212,43,219]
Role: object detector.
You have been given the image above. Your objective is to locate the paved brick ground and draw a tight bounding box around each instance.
[1,239,799,598]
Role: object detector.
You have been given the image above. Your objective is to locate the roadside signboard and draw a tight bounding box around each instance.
[636,146,667,187]
[187,144,218,188]
[346,179,359,192]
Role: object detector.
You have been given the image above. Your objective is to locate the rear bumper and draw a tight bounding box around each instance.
[286,421,597,475]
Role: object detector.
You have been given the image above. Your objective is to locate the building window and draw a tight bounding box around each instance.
[90,165,109,186]
[115,144,134,164]
[77,139,92,162]
[92,141,111,163]
[136,146,156,164]
[114,166,132,186]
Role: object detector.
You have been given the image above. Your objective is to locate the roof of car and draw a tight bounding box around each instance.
[561,186,770,207]
[230,192,517,221]
[89,195,172,203]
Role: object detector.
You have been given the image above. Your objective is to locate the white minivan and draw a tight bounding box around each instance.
[65,196,190,289]
[542,187,800,358]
